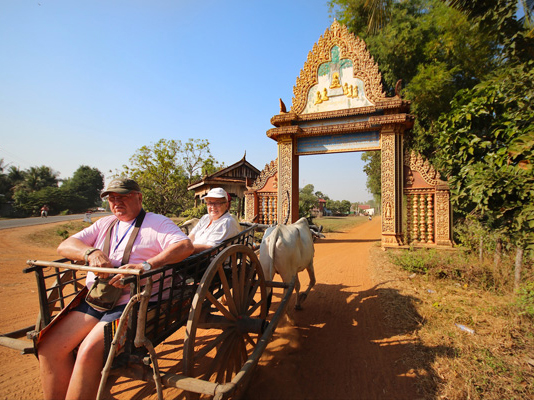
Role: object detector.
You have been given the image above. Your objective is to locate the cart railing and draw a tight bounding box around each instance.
[0,222,299,400]
[0,224,257,357]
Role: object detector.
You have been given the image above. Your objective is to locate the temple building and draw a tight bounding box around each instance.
[187,154,260,217]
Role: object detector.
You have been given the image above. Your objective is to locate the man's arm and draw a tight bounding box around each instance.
[109,239,194,286]
[57,236,112,275]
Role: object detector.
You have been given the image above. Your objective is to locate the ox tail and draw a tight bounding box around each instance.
[267,226,280,280]
[265,226,280,311]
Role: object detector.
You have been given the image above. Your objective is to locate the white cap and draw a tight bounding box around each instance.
[202,187,228,200]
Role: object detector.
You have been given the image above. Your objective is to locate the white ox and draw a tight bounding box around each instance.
[259,217,316,310]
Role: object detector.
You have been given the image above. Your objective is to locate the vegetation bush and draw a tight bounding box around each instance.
[180,204,207,220]
[516,281,534,318]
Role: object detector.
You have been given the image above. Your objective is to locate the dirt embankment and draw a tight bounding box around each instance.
[0,218,419,400]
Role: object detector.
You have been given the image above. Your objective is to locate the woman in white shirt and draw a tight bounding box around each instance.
[189,187,240,253]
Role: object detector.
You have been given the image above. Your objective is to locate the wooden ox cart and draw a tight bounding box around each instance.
[0,225,295,400]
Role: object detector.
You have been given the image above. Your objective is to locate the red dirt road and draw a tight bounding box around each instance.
[0,218,418,400]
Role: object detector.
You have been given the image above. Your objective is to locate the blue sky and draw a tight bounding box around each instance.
[0,0,374,203]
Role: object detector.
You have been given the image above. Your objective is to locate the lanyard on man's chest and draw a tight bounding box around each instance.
[102,209,146,265]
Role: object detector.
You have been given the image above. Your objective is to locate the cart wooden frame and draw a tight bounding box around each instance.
[0,224,296,400]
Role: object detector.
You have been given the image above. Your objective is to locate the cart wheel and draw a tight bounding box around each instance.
[184,244,268,394]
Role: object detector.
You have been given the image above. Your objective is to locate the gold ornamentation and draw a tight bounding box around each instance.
[403,150,453,247]
[404,150,443,186]
[435,190,452,246]
[385,202,392,219]
[405,169,414,186]
[350,84,359,98]
[244,192,254,222]
[330,72,341,89]
[314,91,323,105]
[322,88,329,101]
[291,20,385,114]
[278,141,294,224]
[250,159,278,191]
[381,132,396,233]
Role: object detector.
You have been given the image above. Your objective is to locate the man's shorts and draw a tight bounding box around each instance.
[73,298,127,323]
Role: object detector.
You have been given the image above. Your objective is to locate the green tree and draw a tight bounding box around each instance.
[340,200,352,214]
[201,158,223,177]
[444,0,534,62]
[13,186,86,216]
[121,138,221,216]
[62,166,104,210]
[361,151,381,208]
[436,62,534,288]
[0,159,10,203]
[9,165,59,216]
[182,138,222,183]
[314,190,330,201]
[19,166,59,192]
[299,184,318,218]
[7,166,25,189]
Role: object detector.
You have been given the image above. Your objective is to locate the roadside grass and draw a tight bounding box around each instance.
[27,221,93,248]
[314,215,369,233]
[26,217,189,249]
[370,247,534,399]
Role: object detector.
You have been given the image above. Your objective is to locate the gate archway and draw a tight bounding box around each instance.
[248,20,453,248]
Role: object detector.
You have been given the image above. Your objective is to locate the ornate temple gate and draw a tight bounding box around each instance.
[247,21,453,248]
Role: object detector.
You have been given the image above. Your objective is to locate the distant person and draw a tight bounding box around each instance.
[40,205,49,218]
[189,188,240,254]
[37,177,194,400]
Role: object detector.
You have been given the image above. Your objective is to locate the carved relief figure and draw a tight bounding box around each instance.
[314,91,323,105]
[322,88,329,101]
[405,169,414,186]
[330,72,341,89]
[343,82,349,95]
[385,202,392,219]
[351,84,359,98]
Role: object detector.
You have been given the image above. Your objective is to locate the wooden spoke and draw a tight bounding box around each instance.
[205,292,236,322]
[192,328,233,362]
[243,331,257,347]
[232,254,244,312]
[184,245,268,389]
[217,261,239,316]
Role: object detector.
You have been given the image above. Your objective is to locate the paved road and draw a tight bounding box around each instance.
[0,212,112,230]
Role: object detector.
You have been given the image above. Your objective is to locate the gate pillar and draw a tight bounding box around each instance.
[381,126,404,247]
[277,136,299,224]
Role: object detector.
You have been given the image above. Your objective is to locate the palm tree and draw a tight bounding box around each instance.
[21,166,59,191]
[364,0,392,33]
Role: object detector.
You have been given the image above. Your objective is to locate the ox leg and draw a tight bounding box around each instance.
[267,290,273,311]
[293,275,303,310]
[297,262,316,308]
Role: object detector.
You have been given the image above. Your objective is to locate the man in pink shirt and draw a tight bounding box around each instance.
[37,178,194,400]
